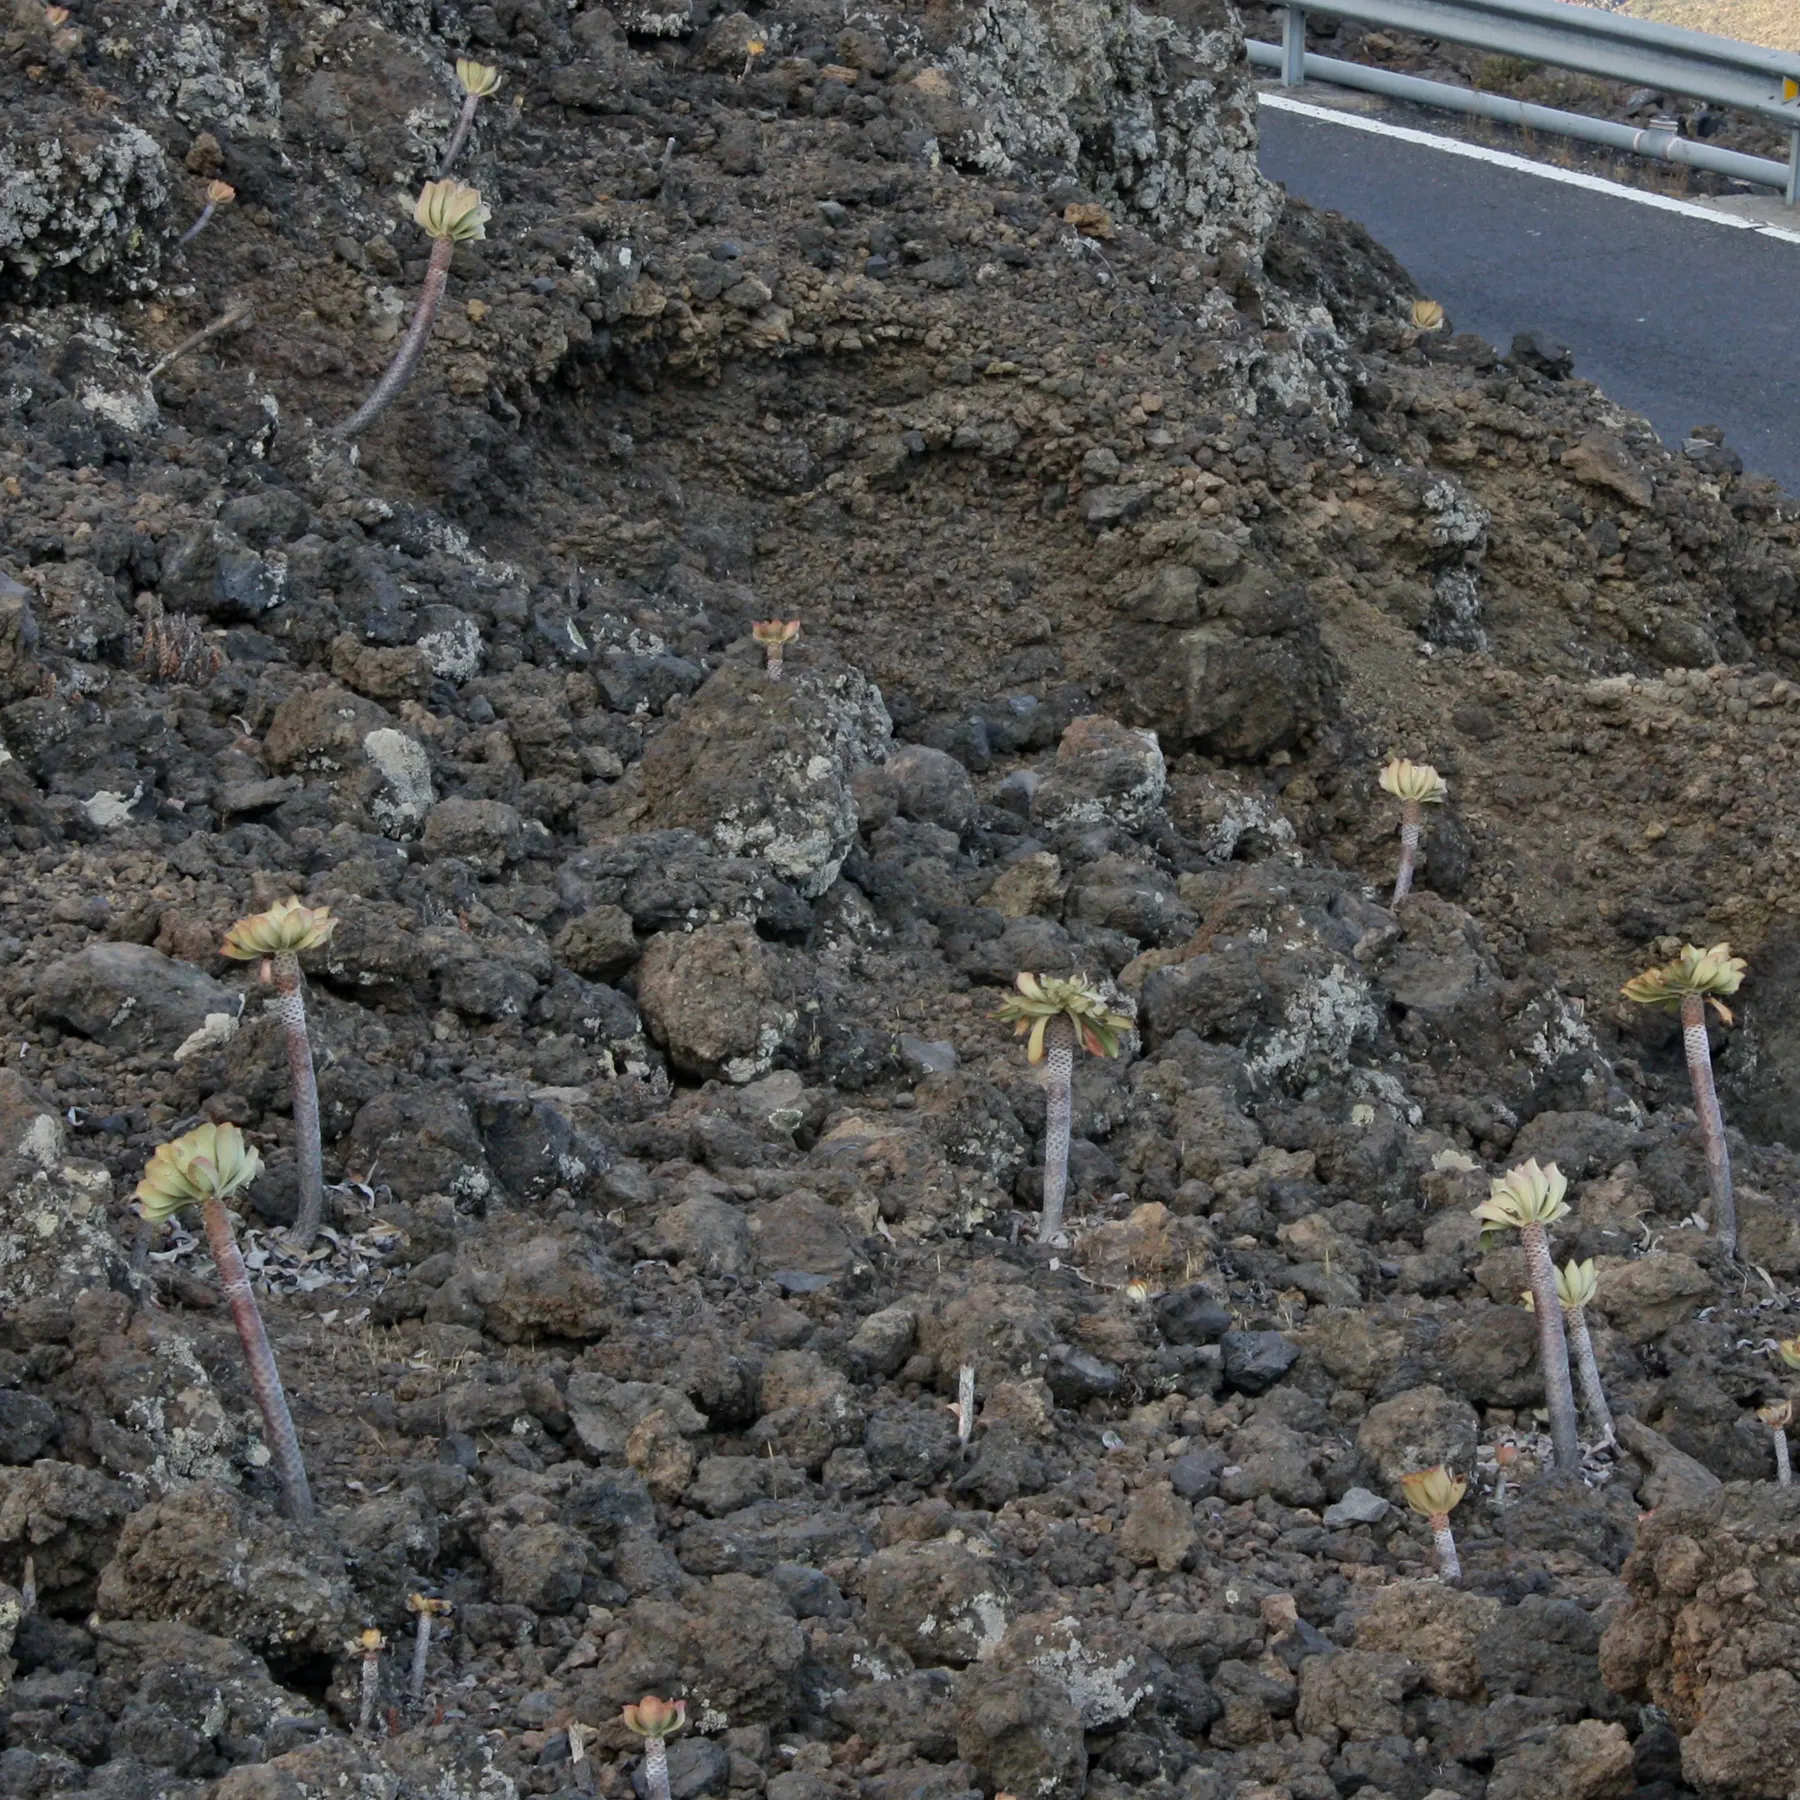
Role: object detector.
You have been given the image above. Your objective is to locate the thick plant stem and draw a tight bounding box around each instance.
[766,643,786,680]
[1566,1304,1614,1442]
[337,236,454,439]
[643,1737,672,1800]
[957,1363,975,1454]
[1522,1221,1583,1473]
[359,1652,381,1733]
[1038,1016,1076,1245]
[269,951,325,1252]
[440,94,480,175]
[1392,799,1422,902]
[1431,1520,1461,1583]
[1774,1428,1792,1486]
[201,1196,313,1523]
[410,1613,434,1701]
[1681,992,1737,1255]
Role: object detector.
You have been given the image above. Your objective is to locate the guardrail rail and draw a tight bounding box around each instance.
[1247,0,1800,202]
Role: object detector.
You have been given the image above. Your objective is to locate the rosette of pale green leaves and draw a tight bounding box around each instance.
[1523,1257,1599,1313]
[135,1123,262,1223]
[1378,757,1448,807]
[1400,1466,1466,1519]
[456,58,502,96]
[993,972,1132,1062]
[1474,1158,1571,1235]
[1621,942,1745,1022]
[413,180,489,243]
[221,897,337,961]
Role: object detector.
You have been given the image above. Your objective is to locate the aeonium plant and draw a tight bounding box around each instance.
[441,59,502,175]
[137,1124,312,1522]
[1475,1159,1581,1473]
[177,178,235,246]
[1523,1257,1614,1443]
[993,972,1132,1246]
[1378,756,1447,903]
[751,618,800,678]
[1400,1466,1467,1583]
[624,1696,688,1800]
[1622,942,1746,1256]
[336,180,490,439]
[222,899,336,1251]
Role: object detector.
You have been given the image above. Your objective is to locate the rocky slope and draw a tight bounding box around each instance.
[3,2,1800,1799]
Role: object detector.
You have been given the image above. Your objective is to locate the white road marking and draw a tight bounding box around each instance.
[1259,91,1800,245]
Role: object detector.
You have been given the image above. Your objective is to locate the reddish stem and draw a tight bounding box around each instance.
[440,93,481,176]
[336,236,455,439]
[201,1195,313,1523]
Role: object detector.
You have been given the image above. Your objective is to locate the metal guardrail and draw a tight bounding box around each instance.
[1250,0,1800,201]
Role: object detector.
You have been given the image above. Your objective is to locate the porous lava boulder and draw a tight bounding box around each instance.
[95,1484,353,1656]
[1030,714,1166,833]
[622,659,892,898]
[856,1537,1014,1666]
[582,1573,807,1726]
[637,920,800,1083]
[0,1073,130,1317]
[34,943,239,1055]
[0,97,167,294]
[936,0,1276,254]
[1601,1482,1800,1798]
[953,1661,1087,1800]
[1356,1383,1481,1485]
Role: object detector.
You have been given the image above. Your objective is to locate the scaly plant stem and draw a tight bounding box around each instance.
[643,1737,672,1800]
[410,1612,434,1701]
[1431,1519,1460,1583]
[1566,1303,1614,1442]
[957,1363,975,1455]
[201,1195,312,1523]
[359,1650,381,1733]
[336,236,455,439]
[440,93,481,176]
[1681,992,1737,1255]
[1038,1015,1076,1245]
[268,951,325,1252]
[1392,798,1422,902]
[1522,1220,1582,1473]
[1774,1427,1791,1486]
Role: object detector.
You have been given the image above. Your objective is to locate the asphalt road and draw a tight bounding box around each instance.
[1258,102,1800,493]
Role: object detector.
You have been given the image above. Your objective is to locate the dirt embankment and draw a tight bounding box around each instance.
[2,2,1800,1799]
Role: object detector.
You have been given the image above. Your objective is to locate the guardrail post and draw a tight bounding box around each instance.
[1282,6,1306,87]
[1789,127,1799,206]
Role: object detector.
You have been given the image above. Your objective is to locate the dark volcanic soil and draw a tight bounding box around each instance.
[4,2,1800,1799]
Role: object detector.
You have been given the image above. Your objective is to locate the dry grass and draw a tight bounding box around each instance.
[1617,0,1800,53]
